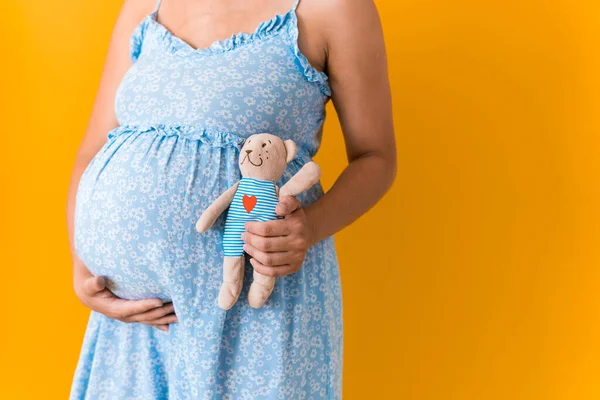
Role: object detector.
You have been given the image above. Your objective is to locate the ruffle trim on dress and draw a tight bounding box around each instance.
[129,7,331,97]
[285,12,332,98]
[107,124,246,148]
[147,8,294,57]
[130,17,150,63]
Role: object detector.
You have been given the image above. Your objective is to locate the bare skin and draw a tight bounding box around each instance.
[67,0,395,328]
[245,0,396,276]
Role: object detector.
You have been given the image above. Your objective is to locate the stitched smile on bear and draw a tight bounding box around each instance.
[240,150,263,167]
[240,139,273,168]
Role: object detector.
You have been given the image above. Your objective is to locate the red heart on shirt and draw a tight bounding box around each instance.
[242,195,257,213]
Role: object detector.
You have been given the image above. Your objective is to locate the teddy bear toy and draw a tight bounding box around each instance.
[195,133,321,310]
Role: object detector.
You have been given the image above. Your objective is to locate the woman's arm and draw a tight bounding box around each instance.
[303,0,396,242]
[66,0,177,331]
[243,0,396,276]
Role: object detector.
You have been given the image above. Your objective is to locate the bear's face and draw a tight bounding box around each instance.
[239,133,296,181]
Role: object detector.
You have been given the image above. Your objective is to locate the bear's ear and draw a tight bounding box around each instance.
[284,139,296,163]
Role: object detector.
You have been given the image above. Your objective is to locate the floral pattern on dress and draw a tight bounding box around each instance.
[70,1,342,399]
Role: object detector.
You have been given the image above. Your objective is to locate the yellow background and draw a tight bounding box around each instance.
[1,0,598,398]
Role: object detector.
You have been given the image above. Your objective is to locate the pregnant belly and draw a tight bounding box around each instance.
[74,126,241,301]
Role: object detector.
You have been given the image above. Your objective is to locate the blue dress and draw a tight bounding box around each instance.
[70,0,343,398]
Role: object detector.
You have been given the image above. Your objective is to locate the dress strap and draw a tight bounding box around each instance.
[154,0,162,13]
[291,0,301,12]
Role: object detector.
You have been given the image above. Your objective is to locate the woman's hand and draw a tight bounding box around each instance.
[74,267,178,332]
[242,196,315,277]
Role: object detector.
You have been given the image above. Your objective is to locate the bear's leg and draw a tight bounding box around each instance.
[218,256,245,310]
[248,271,275,309]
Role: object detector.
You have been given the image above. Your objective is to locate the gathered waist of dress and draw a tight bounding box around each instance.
[107,124,244,147]
[106,123,316,162]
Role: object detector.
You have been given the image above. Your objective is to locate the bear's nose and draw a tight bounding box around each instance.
[245,150,253,154]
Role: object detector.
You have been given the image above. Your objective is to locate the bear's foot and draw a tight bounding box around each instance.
[218,256,245,310]
[248,270,275,309]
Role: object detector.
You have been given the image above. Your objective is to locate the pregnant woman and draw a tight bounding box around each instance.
[66,0,396,398]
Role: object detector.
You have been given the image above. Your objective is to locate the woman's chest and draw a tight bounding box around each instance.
[114,34,326,134]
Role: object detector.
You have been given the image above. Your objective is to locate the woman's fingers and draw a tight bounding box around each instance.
[79,274,177,326]
[151,324,169,332]
[128,302,177,323]
[241,231,289,252]
[249,258,295,278]
[243,243,290,266]
[245,219,291,237]
[140,312,178,326]
[106,297,165,320]
[275,195,302,217]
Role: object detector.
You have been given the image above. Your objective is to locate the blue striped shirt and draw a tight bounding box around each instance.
[222,177,280,257]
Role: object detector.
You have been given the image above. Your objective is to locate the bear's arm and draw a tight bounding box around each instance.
[196,181,240,232]
[279,162,321,198]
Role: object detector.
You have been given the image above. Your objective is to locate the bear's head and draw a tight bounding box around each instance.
[238,133,296,181]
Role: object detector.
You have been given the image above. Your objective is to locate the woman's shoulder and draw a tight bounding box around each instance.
[296,0,381,72]
[119,0,158,27]
[115,0,159,62]
[299,0,381,38]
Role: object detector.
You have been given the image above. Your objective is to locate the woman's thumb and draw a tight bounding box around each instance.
[83,275,106,294]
